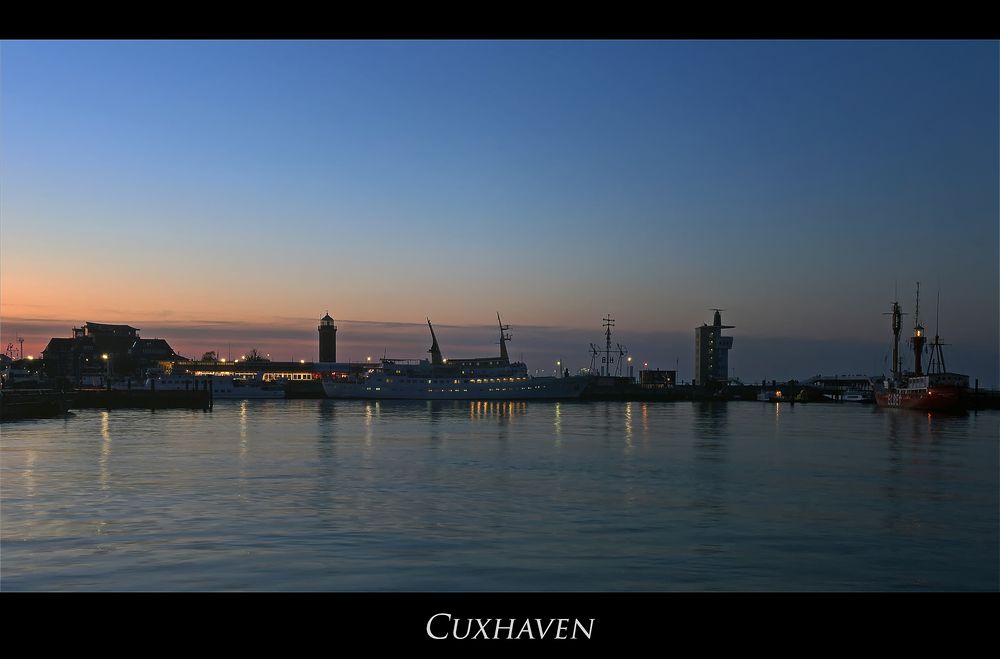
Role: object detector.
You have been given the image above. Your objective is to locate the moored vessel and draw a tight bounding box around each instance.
[115,372,286,399]
[322,315,586,401]
[874,284,968,411]
[824,389,874,403]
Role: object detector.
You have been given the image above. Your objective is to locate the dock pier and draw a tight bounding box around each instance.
[73,387,212,411]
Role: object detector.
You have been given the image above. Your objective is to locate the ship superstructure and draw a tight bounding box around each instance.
[322,314,586,400]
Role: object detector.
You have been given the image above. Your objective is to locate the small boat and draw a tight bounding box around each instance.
[1,363,43,388]
[757,388,789,403]
[823,388,874,403]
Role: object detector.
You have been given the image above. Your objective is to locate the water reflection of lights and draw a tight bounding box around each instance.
[624,401,633,449]
[468,400,528,420]
[24,449,37,499]
[364,403,374,446]
[554,402,562,444]
[641,402,649,435]
[100,411,111,490]
[239,400,249,461]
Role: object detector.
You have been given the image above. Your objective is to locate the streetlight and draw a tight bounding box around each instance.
[556,360,561,378]
[102,353,110,385]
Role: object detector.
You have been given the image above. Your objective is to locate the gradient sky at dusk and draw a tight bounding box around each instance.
[2,41,997,384]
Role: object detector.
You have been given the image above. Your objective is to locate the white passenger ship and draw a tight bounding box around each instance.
[322,315,587,401]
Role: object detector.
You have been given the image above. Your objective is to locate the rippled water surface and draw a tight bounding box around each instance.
[2,400,997,591]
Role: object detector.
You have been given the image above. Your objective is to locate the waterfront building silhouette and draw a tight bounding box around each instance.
[695,310,734,385]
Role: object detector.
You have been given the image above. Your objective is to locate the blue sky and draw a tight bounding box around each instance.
[1,40,996,383]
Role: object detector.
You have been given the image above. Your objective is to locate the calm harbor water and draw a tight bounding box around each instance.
[1,400,997,591]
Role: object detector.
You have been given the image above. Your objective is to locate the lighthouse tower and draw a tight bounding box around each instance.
[318,312,337,362]
[910,284,926,376]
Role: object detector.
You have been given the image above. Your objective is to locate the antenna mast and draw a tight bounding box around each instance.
[602,314,615,377]
[935,288,940,338]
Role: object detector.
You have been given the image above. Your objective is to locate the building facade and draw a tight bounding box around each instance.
[695,310,734,385]
[639,369,676,388]
[41,322,180,382]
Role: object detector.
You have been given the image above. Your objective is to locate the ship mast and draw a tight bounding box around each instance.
[926,289,949,374]
[603,314,615,377]
[884,289,905,377]
[426,318,444,366]
[910,282,926,376]
[497,312,512,364]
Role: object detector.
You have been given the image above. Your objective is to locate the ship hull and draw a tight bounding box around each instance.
[875,385,966,411]
[323,376,586,401]
[133,376,286,399]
